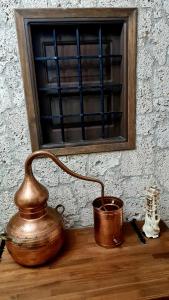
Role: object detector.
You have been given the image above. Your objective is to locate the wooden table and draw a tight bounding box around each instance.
[1,222,169,300]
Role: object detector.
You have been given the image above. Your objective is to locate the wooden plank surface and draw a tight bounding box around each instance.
[1,222,169,300]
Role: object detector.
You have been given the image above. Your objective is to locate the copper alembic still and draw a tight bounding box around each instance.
[1,150,124,266]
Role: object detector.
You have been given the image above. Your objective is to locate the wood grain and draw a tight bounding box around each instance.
[15,8,137,19]
[1,222,169,300]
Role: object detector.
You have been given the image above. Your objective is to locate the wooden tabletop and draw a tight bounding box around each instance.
[1,222,169,300]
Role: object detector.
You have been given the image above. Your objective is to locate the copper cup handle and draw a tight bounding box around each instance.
[24,150,105,206]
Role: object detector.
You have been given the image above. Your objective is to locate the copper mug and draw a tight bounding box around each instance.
[93,196,124,248]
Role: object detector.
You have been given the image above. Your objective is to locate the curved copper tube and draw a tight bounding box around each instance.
[25,150,105,206]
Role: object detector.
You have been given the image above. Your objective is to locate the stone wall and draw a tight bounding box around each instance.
[0,0,169,228]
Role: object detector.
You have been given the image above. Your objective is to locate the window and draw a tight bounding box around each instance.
[15,8,137,155]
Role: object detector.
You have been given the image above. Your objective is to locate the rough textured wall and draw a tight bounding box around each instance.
[0,0,169,228]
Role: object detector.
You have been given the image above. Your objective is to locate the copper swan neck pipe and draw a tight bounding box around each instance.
[25,150,105,200]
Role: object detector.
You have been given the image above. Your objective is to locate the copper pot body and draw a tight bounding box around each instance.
[93,196,124,248]
[5,150,105,266]
[6,207,64,266]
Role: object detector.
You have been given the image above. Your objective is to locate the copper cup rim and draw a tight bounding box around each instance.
[92,196,123,214]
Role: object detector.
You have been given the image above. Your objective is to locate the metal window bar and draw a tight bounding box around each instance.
[41,111,122,131]
[41,111,122,119]
[53,29,65,142]
[35,54,122,62]
[49,95,53,125]
[39,83,122,93]
[76,27,85,140]
[98,26,105,138]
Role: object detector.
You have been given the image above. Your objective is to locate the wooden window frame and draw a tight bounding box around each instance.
[15,8,137,156]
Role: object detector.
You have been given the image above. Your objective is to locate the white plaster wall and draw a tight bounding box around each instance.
[0,0,169,228]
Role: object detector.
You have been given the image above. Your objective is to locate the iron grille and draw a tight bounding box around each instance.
[31,21,126,147]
